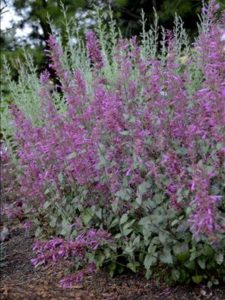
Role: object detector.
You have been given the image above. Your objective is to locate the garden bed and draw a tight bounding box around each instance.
[1,220,225,300]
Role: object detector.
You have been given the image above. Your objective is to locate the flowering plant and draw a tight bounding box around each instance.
[1,0,225,287]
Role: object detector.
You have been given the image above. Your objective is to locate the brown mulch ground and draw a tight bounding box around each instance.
[1,221,225,300]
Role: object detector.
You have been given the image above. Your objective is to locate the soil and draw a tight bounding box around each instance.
[1,220,225,300]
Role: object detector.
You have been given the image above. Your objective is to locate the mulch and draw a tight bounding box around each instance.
[1,220,225,300]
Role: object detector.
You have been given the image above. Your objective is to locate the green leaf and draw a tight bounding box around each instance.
[123,228,133,236]
[158,232,167,244]
[115,0,127,7]
[139,216,151,226]
[108,262,116,277]
[104,248,111,259]
[171,219,179,226]
[138,181,151,195]
[81,209,92,225]
[144,254,157,270]
[35,226,43,238]
[197,258,206,269]
[145,269,153,280]
[152,213,164,225]
[184,260,196,270]
[192,275,203,284]
[49,216,57,228]
[190,248,199,261]
[207,281,213,288]
[160,248,173,264]
[111,199,119,213]
[202,245,214,257]
[127,262,138,272]
[123,219,135,230]
[95,208,102,219]
[117,265,125,274]
[176,221,189,233]
[153,193,164,204]
[44,188,50,195]
[173,243,190,262]
[216,142,223,150]
[120,213,128,225]
[136,195,142,206]
[115,189,131,201]
[215,253,224,265]
[95,253,106,267]
[133,235,141,247]
[109,217,119,229]
[115,233,122,239]
[172,269,180,281]
[43,201,51,209]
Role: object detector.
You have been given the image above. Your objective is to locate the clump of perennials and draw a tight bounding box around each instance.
[1,0,225,288]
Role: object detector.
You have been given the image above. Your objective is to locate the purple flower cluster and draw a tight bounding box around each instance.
[85,31,104,69]
[31,229,111,267]
[59,263,96,288]
[189,166,222,237]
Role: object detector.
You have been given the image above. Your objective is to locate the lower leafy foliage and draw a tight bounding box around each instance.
[30,182,225,287]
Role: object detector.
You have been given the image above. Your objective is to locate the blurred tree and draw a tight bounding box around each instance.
[1,0,100,85]
[112,0,225,37]
[11,0,84,43]
[3,0,87,77]
[111,0,203,37]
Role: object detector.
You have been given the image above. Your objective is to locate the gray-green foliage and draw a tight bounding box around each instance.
[32,173,225,286]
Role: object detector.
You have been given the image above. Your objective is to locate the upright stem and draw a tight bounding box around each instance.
[152,0,157,9]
